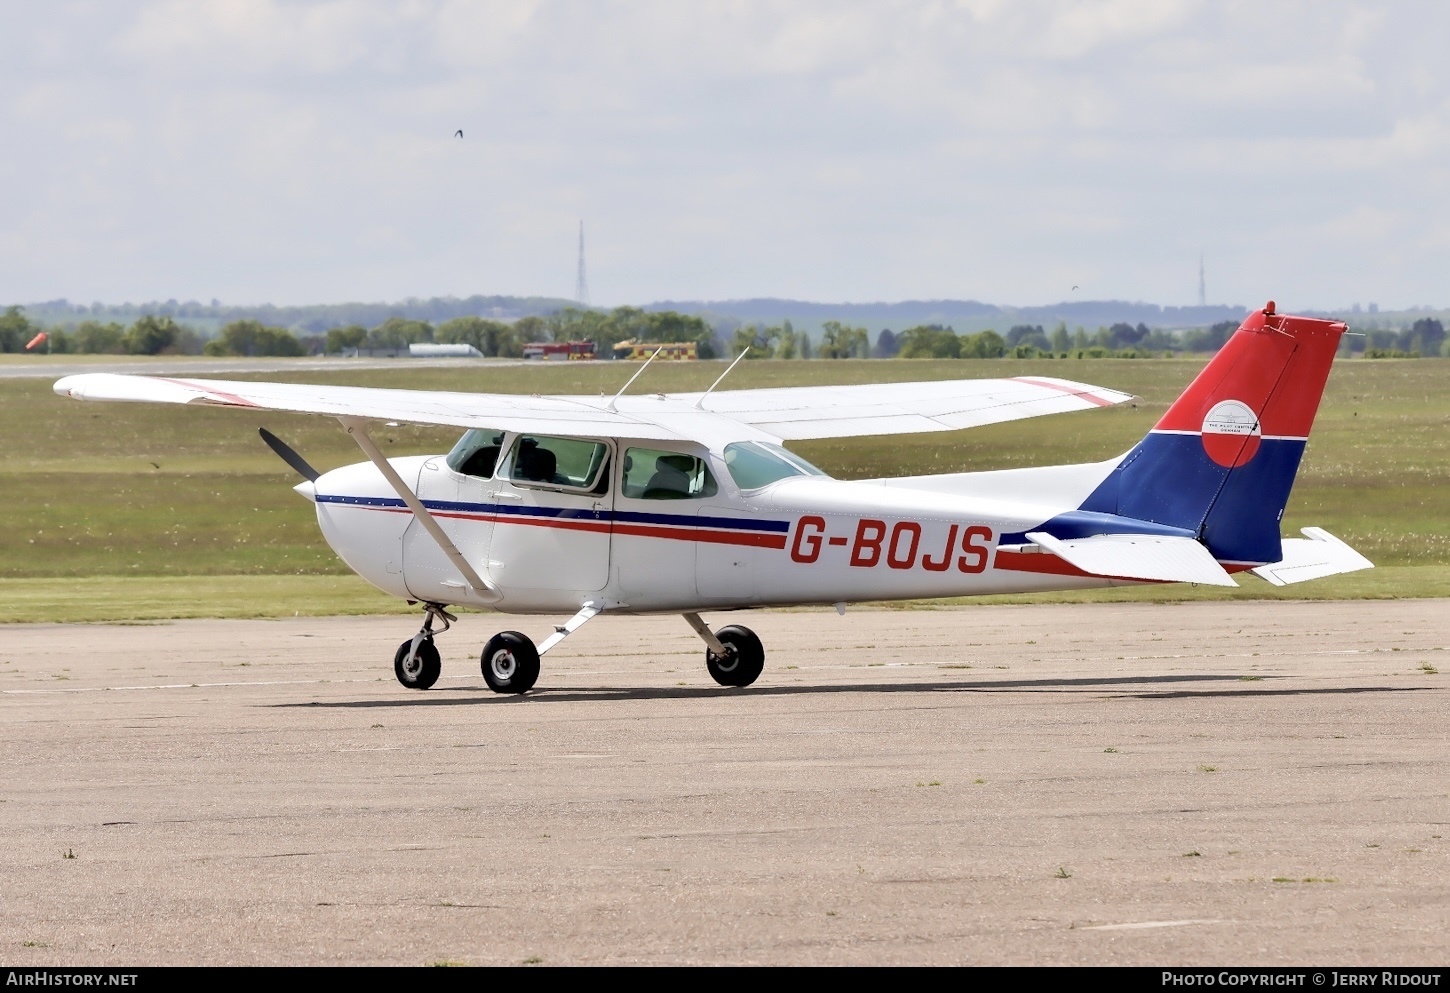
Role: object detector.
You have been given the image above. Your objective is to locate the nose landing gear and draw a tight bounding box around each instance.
[393,603,454,690]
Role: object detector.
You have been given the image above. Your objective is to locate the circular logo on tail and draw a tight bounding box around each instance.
[1201,399,1260,467]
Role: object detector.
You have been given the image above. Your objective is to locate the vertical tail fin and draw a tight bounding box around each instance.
[1079,303,1345,564]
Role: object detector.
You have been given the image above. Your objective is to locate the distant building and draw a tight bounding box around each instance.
[409,343,483,358]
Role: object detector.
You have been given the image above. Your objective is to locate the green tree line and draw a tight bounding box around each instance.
[6,304,1447,360]
[323,306,719,358]
[0,308,213,356]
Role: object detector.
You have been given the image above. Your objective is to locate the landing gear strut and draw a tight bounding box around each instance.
[477,603,598,696]
[684,613,765,687]
[393,603,453,690]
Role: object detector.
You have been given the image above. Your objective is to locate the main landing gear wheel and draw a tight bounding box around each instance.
[706,625,765,687]
[393,637,441,690]
[481,631,541,695]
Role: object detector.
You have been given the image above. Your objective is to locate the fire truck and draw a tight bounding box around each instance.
[522,340,596,361]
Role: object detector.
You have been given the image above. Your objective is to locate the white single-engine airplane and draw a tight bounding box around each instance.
[55,302,1371,693]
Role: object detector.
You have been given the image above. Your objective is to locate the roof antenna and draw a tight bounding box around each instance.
[694,346,752,410]
[606,346,663,411]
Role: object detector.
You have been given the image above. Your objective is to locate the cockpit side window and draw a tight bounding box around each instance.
[722,441,828,491]
[447,430,505,478]
[505,435,610,492]
[622,448,718,500]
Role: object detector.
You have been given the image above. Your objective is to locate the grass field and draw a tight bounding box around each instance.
[4,356,1447,620]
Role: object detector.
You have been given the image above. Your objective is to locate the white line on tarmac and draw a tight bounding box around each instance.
[1,676,379,694]
[1082,919,1228,931]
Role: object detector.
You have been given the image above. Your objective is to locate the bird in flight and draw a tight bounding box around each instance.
[455,130,463,138]
[1071,285,1079,291]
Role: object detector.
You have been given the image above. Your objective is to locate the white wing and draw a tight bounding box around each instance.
[668,375,1131,440]
[53,372,693,440]
[53,372,1131,442]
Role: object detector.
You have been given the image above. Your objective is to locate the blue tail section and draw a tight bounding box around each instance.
[1078,433,1308,563]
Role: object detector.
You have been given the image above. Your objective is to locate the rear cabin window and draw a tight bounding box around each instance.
[722,442,828,491]
[506,435,610,492]
[447,430,505,478]
[622,448,718,500]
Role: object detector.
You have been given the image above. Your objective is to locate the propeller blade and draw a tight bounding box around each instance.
[258,427,320,482]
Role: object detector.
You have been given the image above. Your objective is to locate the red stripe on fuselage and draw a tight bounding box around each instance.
[333,501,783,547]
[613,523,787,548]
[435,511,613,535]
[994,549,1255,581]
[993,549,1139,580]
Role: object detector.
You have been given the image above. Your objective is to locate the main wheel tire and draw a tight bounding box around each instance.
[393,637,441,690]
[481,631,541,695]
[706,624,765,687]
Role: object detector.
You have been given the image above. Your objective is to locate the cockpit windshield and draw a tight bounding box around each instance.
[722,441,829,490]
[446,430,504,478]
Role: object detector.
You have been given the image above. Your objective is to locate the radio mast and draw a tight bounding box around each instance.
[575,221,590,306]
[1198,253,1206,307]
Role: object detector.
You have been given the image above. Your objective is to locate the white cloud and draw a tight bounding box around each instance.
[1,0,1448,308]
[112,0,405,76]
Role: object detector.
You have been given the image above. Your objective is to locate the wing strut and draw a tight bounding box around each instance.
[339,416,498,600]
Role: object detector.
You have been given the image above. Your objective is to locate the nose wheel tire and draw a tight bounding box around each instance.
[393,637,441,690]
[706,624,765,687]
[481,631,541,694]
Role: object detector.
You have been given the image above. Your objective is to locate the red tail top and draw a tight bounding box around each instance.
[1155,306,1345,442]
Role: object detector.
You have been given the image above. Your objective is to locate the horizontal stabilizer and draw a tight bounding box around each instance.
[1250,528,1373,587]
[1025,531,1238,587]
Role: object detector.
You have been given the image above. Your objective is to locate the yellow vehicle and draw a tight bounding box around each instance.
[613,340,698,361]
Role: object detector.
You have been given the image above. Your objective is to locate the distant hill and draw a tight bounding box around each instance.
[12,293,1445,339]
[15,294,579,336]
[646,298,1252,335]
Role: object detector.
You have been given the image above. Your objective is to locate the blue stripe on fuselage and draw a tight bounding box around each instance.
[314,493,789,534]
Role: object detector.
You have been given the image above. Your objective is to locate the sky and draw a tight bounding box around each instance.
[3,1,1448,311]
